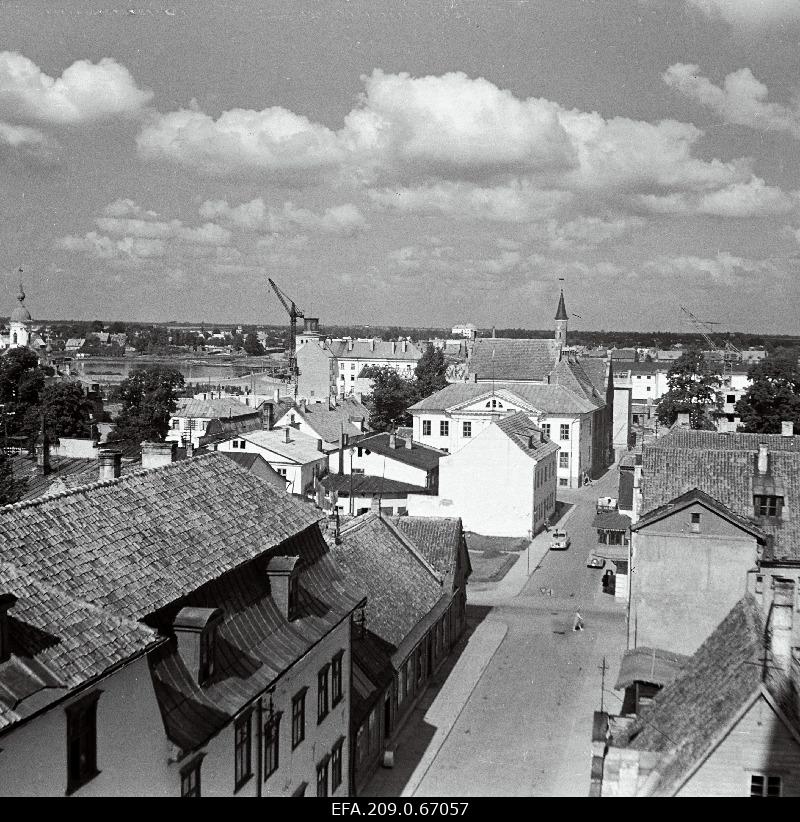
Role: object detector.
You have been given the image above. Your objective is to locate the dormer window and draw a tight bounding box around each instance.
[288,575,299,620]
[173,607,223,686]
[754,495,783,520]
[267,556,301,621]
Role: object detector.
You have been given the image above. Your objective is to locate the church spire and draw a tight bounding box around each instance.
[554,287,568,350]
[555,289,568,321]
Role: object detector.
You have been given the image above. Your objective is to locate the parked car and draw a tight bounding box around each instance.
[596,496,618,513]
[587,555,605,569]
[549,529,571,551]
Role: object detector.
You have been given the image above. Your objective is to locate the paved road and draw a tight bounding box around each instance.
[363,465,628,797]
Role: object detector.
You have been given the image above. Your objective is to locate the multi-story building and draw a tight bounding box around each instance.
[167,398,264,449]
[327,338,423,396]
[0,452,363,797]
[273,396,369,453]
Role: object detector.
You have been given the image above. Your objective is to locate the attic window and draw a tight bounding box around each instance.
[690,512,701,532]
[754,495,783,519]
[199,625,217,684]
[485,400,503,409]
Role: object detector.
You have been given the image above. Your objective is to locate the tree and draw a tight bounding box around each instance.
[362,366,417,432]
[243,332,265,356]
[736,353,800,433]
[655,346,721,429]
[414,344,448,399]
[0,348,46,441]
[108,366,185,445]
[38,383,95,439]
[0,451,24,505]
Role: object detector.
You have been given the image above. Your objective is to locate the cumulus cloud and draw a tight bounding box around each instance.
[664,63,800,137]
[544,216,645,250]
[0,120,57,163]
[683,0,800,28]
[637,177,799,217]
[199,197,366,235]
[57,231,165,261]
[644,251,774,285]
[369,181,573,222]
[137,104,345,177]
[0,52,152,124]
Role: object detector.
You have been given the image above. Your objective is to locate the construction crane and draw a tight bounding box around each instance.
[268,278,304,378]
[679,305,740,381]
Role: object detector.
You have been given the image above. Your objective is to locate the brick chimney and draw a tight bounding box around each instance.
[35,438,51,476]
[389,433,397,449]
[0,593,17,663]
[405,437,412,449]
[317,438,323,452]
[98,449,122,481]
[770,578,795,672]
[141,441,178,469]
[173,607,223,685]
[284,427,291,444]
[782,421,794,437]
[267,556,300,620]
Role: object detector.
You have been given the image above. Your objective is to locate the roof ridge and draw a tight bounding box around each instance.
[0,451,221,514]
[380,515,444,584]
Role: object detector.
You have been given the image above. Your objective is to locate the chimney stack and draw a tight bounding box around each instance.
[36,440,51,476]
[185,438,195,458]
[403,340,408,353]
[782,420,794,437]
[284,427,291,444]
[389,433,397,449]
[771,578,795,672]
[98,449,122,481]
[758,443,769,475]
[370,339,375,352]
[266,556,300,620]
[141,441,178,469]
[0,593,18,663]
[338,428,345,475]
[273,389,280,403]
[405,437,412,450]
[317,438,323,452]
[528,435,535,449]
[371,496,382,514]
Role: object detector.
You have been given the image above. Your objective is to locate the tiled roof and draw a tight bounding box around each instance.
[332,513,445,650]
[408,381,599,415]
[356,432,442,471]
[618,470,634,511]
[610,348,638,360]
[149,524,363,752]
[550,358,604,407]
[593,511,632,531]
[173,398,261,420]
[613,595,800,796]
[0,453,322,624]
[321,474,428,495]
[495,413,561,461]
[327,339,423,362]
[0,562,162,730]
[291,397,369,443]
[642,428,800,562]
[391,516,466,579]
[238,428,327,463]
[9,454,97,501]
[469,338,559,382]
[579,358,610,395]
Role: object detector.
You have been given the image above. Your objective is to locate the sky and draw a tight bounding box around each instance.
[2,0,800,333]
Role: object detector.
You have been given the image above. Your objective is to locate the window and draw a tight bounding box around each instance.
[291,689,306,748]
[351,363,356,370]
[440,420,449,437]
[422,420,431,436]
[463,422,472,438]
[318,665,330,723]
[232,439,239,448]
[727,394,736,404]
[234,712,252,791]
[559,478,568,487]
[541,423,550,438]
[277,468,287,477]
[754,495,783,519]
[750,774,781,796]
[66,692,101,794]
[171,419,180,430]
[181,758,202,797]
[690,512,701,532]
[559,453,569,469]
[199,626,216,684]
[288,574,299,619]
[560,424,570,440]
[239,440,246,448]
[187,418,197,430]
[264,712,280,779]
[316,756,329,797]
[331,738,344,792]
[332,651,344,706]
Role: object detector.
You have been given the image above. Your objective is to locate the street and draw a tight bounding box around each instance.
[363,463,627,797]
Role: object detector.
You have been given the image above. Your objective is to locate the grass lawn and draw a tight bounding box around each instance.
[468,550,519,582]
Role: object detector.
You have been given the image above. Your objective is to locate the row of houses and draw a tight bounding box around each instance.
[0,449,471,796]
[591,421,800,796]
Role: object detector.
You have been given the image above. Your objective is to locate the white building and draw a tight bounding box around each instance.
[167,397,263,448]
[327,338,423,396]
[274,397,369,453]
[215,427,329,496]
[407,412,558,537]
[0,283,47,354]
[451,324,477,339]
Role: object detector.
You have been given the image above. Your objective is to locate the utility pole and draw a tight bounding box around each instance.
[599,656,607,713]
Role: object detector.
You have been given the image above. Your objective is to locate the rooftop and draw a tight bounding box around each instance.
[321,474,428,495]
[287,397,369,443]
[238,428,327,463]
[327,339,423,362]
[174,398,261,420]
[356,432,443,471]
[495,412,561,461]
[469,338,560,382]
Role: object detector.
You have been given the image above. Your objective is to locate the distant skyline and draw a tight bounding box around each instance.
[2,0,800,332]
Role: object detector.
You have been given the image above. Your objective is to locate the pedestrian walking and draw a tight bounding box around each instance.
[573,611,584,631]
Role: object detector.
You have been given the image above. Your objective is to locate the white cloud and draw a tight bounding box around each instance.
[57,231,165,261]
[683,0,800,28]
[638,178,799,217]
[137,104,345,177]
[199,197,366,235]
[644,251,774,285]
[545,216,645,250]
[664,63,800,137]
[0,52,152,124]
[0,120,57,162]
[369,181,573,222]
[102,199,159,219]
